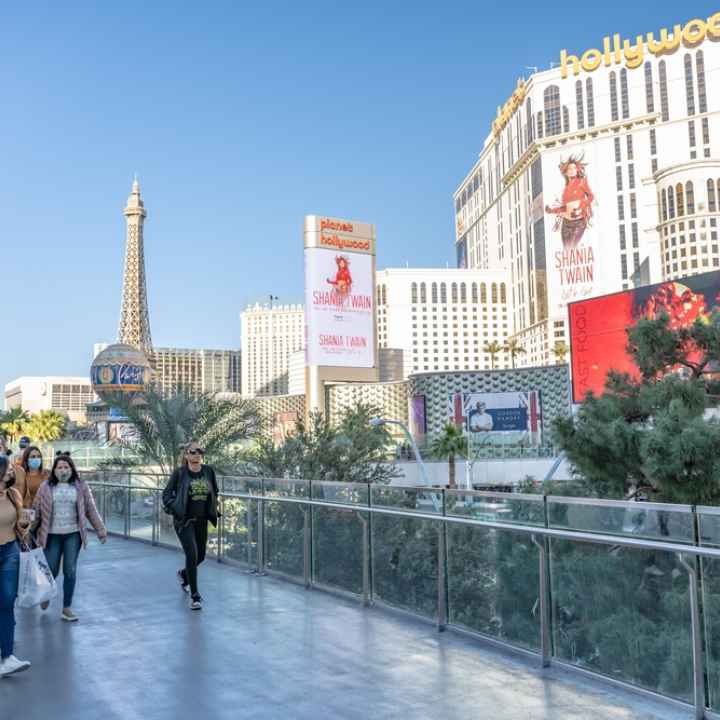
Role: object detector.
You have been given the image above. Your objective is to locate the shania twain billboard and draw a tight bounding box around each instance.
[568,270,720,403]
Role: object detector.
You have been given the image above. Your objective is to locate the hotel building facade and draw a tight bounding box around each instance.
[454,14,720,366]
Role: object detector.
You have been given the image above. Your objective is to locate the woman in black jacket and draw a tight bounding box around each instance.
[162,441,220,611]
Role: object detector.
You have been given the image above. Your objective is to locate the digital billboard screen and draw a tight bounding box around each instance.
[569,270,720,403]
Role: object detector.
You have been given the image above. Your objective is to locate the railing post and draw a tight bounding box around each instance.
[356,511,371,607]
[124,486,131,538]
[303,507,312,589]
[680,553,707,720]
[152,490,159,545]
[531,534,551,668]
[218,497,224,563]
[246,499,255,570]
[437,490,448,632]
[257,480,266,575]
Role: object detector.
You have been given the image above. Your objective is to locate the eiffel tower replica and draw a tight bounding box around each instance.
[118,178,153,354]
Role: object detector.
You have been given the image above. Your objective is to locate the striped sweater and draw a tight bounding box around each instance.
[32,479,107,549]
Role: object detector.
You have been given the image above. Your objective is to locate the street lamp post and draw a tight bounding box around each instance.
[370,417,431,487]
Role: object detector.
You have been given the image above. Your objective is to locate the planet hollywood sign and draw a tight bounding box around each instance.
[560,11,720,78]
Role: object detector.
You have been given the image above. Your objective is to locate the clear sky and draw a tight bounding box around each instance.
[1,0,715,392]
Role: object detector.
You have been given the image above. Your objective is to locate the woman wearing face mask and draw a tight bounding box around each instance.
[0,455,31,676]
[20,446,48,509]
[162,441,220,611]
[32,453,107,621]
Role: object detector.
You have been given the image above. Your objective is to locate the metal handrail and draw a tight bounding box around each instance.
[86,476,718,718]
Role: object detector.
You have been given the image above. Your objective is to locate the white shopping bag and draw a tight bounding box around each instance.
[17,547,57,608]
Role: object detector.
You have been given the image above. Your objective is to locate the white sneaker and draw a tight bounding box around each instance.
[0,655,31,677]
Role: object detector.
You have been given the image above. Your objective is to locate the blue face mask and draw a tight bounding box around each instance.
[28,458,42,471]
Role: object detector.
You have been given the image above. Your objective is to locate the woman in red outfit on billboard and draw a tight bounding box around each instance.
[545,155,595,248]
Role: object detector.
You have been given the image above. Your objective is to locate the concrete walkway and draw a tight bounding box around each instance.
[1,537,695,720]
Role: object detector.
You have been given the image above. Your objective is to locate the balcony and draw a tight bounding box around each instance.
[8,473,720,719]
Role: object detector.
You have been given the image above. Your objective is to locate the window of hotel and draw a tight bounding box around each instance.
[614,137,621,163]
[617,195,625,221]
[455,197,461,213]
[451,282,458,303]
[421,282,428,303]
[668,189,675,218]
[526,98,534,145]
[471,283,478,303]
[630,194,637,219]
[575,80,585,129]
[689,121,696,148]
[620,68,630,119]
[650,128,657,156]
[620,224,627,250]
[536,111,544,139]
[616,166,623,191]
[500,283,507,303]
[562,106,570,134]
[586,78,595,127]
[544,85,561,136]
[431,282,438,304]
[702,118,710,146]
[676,184,685,217]
[621,255,628,279]
[609,72,619,121]
[697,51,707,114]
[628,165,635,190]
[685,54,696,116]
[491,283,498,303]
[411,283,417,303]
[627,135,634,160]
[381,286,387,305]
[709,180,717,212]
[652,159,658,173]
[440,283,447,303]
[632,222,639,248]
[686,182,695,215]
[644,62,655,114]
[659,61,669,121]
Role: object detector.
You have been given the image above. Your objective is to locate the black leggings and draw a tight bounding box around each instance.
[175,519,208,597]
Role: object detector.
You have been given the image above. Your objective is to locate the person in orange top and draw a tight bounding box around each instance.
[545,155,595,248]
[19,447,49,509]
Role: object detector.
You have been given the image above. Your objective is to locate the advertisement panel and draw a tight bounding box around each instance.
[541,141,619,318]
[569,270,720,402]
[304,246,374,368]
[409,395,427,441]
[447,391,542,446]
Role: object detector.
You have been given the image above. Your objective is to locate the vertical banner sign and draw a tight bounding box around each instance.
[304,217,376,368]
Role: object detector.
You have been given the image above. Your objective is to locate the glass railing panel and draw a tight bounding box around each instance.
[128,488,155,542]
[129,472,163,488]
[548,497,694,543]
[549,537,693,701]
[158,509,180,548]
[312,507,364,595]
[446,491,544,526]
[371,486,443,514]
[371,513,438,618]
[104,485,128,535]
[221,497,258,567]
[263,500,305,580]
[264,478,309,499]
[697,507,720,710]
[447,523,540,650]
[311,481,369,506]
[222,476,263,496]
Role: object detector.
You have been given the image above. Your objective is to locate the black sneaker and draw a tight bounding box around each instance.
[190,594,203,611]
[177,570,189,594]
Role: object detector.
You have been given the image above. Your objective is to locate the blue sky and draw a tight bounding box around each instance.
[0,0,715,392]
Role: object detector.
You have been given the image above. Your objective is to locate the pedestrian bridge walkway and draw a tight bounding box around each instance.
[1,537,692,720]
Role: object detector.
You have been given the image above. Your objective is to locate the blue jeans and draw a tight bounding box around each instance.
[0,539,20,659]
[44,533,81,608]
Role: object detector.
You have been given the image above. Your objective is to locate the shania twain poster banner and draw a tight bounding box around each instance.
[544,149,599,312]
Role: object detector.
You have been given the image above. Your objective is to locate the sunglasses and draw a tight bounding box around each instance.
[187,449,205,456]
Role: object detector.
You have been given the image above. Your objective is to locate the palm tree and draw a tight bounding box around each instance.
[552,341,569,365]
[0,408,30,443]
[430,423,467,489]
[483,340,503,370]
[115,385,262,476]
[26,410,66,442]
[503,338,526,369]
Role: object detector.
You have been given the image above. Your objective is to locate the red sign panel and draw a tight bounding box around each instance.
[569,270,720,403]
